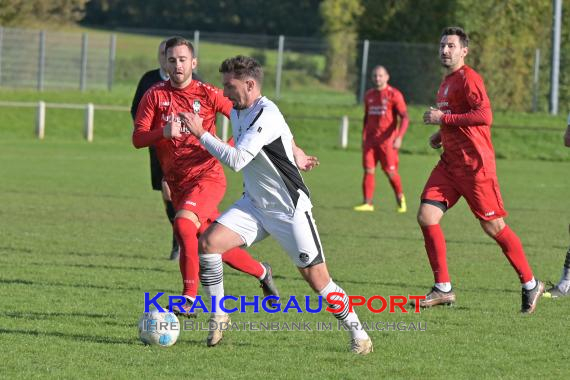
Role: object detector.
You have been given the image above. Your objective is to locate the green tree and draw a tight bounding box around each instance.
[320,0,363,90]
[0,0,89,26]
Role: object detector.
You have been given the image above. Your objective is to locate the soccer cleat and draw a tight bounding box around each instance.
[521,280,545,314]
[260,262,279,307]
[169,236,180,261]
[353,203,374,212]
[412,287,456,308]
[350,337,373,355]
[543,281,570,299]
[167,297,197,318]
[206,313,231,347]
[396,195,407,213]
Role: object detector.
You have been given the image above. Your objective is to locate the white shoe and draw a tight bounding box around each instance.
[206,313,231,347]
[350,337,373,355]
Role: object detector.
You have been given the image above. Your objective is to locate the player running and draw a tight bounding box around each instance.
[418,27,544,313]
[133,37,281,317]
[181,55,372,354]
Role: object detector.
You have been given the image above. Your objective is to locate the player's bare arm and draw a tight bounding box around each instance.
[292,139,319,172]
[423,107,444,125]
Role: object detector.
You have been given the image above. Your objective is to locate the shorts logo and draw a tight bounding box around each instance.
[484,211,495,217]
[193,100,201,114]
[185,201,197,206]
[299,253,310,264]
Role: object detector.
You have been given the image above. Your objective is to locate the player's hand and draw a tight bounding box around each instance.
[423,107,444,125]
[179,112,205,138]
[293,146,320,172]
[393,136,402,150]
[163,114,182,139]
[429,131,442,149]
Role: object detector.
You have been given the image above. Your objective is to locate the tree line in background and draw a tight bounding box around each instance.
[0,0,567,111]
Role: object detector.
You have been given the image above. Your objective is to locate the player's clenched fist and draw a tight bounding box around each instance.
[163,114,182,139]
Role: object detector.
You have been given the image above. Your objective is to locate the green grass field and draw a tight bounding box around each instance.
[0,116,569,378]
[0,26,569,378]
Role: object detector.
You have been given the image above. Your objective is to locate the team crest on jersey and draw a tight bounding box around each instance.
[193,100,201,114]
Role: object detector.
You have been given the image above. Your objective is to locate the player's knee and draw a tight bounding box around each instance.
[383,169,396,178]
[480,218,505,237]
[364,168,375,174]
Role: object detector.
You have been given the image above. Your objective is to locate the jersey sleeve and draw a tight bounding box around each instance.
[236,110,282,157]
[393,90,410,137]
[132,89,164,148]
[442,71,492,127]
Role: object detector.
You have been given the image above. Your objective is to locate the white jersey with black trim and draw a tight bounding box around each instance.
[231,96,311,215]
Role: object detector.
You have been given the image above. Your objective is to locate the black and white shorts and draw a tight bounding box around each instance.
[216,194,325,268]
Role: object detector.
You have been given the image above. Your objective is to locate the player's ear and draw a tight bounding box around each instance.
[191,58,197,70]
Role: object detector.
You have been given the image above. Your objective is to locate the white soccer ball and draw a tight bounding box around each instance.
[138,310,180,347]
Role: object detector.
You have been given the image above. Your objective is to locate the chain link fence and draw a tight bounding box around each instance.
[0,26,561,112]
[0,27,115,91]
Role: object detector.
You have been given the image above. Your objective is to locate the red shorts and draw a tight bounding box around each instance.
[362,142,399,172]
[421,163,507,221]
[170,178,226,225]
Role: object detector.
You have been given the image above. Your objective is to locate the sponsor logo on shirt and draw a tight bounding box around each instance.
[160,101,170,107]
[193,100,201,114]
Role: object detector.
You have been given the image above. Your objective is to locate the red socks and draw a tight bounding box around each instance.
[363,173,375,203]
[222,248,264,279]
[420,224,450,283]
[493,225,533,283]
[388,172,403,199]
[174,218,199,298]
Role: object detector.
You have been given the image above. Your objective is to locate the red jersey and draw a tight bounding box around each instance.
[133,80,232,188]
[437,65,494,175]
[363,85,409,144]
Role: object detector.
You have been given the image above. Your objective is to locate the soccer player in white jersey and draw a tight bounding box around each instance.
[179,55,373,355]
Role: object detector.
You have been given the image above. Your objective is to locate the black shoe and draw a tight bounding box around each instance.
[260,262,279,307]
[521,280,545,314]
[170,236,180,261]
[167,297,197,318]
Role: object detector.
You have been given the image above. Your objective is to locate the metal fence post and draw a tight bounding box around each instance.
[550,0,562,115]
[532,49,540,113]
[80,33,88,92]
[37,30,46,91]
[339,115,349,149]
[108,33,116,91]
[275,35,285,100]
[193,30,200,59]
[0,27,3,85]
[358,40,369,104]
[84,103,94,142]
[36,101,45,139]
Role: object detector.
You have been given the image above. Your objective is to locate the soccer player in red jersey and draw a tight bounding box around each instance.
[133,37,282,316]
[544,113,570,298]
[418,27,544,313]
[354,65,409,213]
